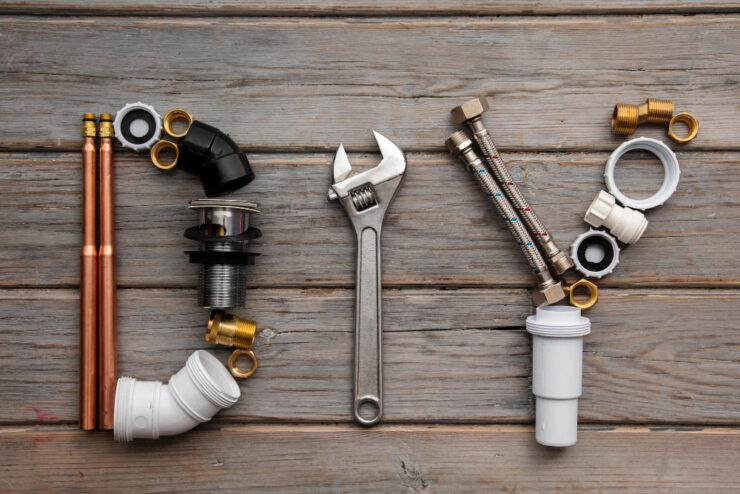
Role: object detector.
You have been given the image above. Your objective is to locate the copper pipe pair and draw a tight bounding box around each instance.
[79,113,117,430]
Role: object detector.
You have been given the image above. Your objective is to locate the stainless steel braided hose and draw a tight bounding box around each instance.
[446,130,565,306]
[452,98,574,276]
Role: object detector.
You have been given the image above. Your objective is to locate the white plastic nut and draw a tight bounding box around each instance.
[571,229,620,279]
[604,136,680,210]
[113,350,240,442]
[526,305,591,448]
[584,190,647,244]
[113,102,163,152]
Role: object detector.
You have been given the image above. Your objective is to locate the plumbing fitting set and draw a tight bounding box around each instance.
[78,94,688,448]
[443,96,687,447]
[80,103,263,441]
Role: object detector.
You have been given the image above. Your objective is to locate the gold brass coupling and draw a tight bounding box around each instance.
[563,278,598,310]
[611,98,698,143]
[206,311,259,379]
[150,108,193,170]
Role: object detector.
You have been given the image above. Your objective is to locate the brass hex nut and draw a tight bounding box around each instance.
[451,97,490,124]
[531,282,567,307]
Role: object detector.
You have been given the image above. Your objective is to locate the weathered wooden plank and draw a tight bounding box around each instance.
[0,425,737,492]
[1,288,737,424]
[0,16,738,150]
[0,151,737,288]
[2,1,739,16]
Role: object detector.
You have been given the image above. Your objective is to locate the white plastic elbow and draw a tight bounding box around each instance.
[527,305,591,447]
[584,190,647,244]
[114,350,240,442]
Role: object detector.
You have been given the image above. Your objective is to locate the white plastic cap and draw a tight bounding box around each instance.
[526,306,590,447]
[585,190,647,244]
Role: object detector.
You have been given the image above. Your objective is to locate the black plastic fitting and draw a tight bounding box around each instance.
[178,121,255,197]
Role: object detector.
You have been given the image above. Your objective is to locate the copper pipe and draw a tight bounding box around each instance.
[80,114,98,430]
[98,113,117,430]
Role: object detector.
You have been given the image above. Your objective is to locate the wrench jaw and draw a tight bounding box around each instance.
[328,130,407,203]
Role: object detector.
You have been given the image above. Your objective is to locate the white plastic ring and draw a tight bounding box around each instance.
[604,137,680,210]
[571,229,620,279]
[113,102,163,152]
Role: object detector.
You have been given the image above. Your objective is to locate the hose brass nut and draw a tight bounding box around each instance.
[564,279,598,310]
[531,281,567,307]
[611,98,673,135]
[451,96,490,124]
[667,112,699,144]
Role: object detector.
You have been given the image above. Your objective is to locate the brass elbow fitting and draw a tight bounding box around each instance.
[611,98,673,135]
[206,311,259,378]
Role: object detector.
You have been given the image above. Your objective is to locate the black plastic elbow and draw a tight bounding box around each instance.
[178,121,255,197]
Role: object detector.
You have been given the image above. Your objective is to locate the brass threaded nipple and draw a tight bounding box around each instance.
[206,310,257,349]
[81,113,97,138]
[98,113,115,138]
[611,98,673,134]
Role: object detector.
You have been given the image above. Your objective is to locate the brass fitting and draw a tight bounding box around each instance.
[667,112,699,143]
[611,98,673,135]
[81,113,97,138]
[163,108,193,138]
[206,311,258,378]
[564,278,598,310]
[98,113,115,138]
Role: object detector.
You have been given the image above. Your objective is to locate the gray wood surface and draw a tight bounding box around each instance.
[2,1,740,15]
[1,288,737,424]
[1,425,738,493]
[0,16,738,151]
[1,152,738,288]
[1,1,739,491]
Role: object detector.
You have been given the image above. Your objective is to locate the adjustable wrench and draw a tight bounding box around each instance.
[328,131,406,426]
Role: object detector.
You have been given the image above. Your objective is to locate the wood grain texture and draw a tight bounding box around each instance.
[0,425,737,493]
[1,151,737,288]
[1,288,737,424]
[2,1,740,16]
[0,16,738,151]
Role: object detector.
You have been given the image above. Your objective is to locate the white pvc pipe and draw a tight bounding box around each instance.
[526,305,591,447]
[113,350,240,442]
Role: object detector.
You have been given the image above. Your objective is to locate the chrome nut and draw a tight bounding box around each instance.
[531,281,567,307]
[548,250,574,276]
[450,96,490,124]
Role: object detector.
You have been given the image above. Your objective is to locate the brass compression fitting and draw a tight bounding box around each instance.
[611,98,673,135]
[206,311,259,379]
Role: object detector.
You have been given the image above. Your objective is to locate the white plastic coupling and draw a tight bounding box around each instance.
[526,305,591,447]
[114,350,240,442]
[584,190,647,244]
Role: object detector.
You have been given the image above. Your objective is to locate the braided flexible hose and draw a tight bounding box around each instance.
[466,118,573,275]
[447,131,548,274]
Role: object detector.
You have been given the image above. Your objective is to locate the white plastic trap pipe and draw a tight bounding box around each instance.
[526,305,591,447]
[113,350,240,442]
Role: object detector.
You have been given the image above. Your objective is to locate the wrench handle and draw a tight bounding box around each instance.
[354,225,383,426]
